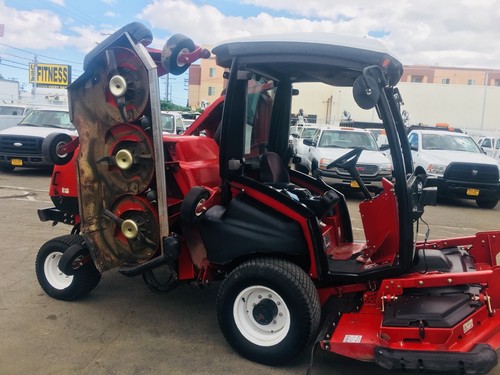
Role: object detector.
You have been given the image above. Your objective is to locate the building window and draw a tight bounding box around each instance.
[494,79,500,87]
[467,79,475,85]
[411,75,423,83]
[208,86,216,96]
[442,78,450,84]
[209,67,217,77]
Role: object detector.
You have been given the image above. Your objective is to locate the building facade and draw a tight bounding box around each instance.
[187,47,226,110]
[188,61,500,134]
[401,66,500,87]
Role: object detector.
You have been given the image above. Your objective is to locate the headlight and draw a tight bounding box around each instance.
[427,163,447,176]
[379,163,393,174]
[319,158,334,169]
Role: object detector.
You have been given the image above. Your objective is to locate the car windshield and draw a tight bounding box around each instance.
[19,109,74,130]
[301,127,317,139]
[422,133,481,153]
[161,113,175,133]
[319,130,378,150]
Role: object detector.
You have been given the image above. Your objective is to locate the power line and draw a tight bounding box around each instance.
[0,58,27,66]
[0,42,83,65]
[0,62,29,71]
[37,0,98,28]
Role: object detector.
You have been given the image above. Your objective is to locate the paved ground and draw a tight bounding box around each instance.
[0,168,499,375]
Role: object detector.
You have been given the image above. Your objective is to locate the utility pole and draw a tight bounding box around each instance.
[31,55,38,97]
[165,74,169,103]
[480,71,489,131]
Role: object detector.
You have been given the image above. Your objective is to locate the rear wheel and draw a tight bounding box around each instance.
[216,258,320,365]
[36,235,101,301]
[476,199,498,209]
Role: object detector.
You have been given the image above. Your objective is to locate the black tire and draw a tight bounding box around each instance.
[35,234,101,301]
[311,160,319,177]
[162,34,195,75]
[180,187,210,223]
[216,258,321,366]
[476,199,498,209]
[0,164,15,172]
[415,173,426,194]
[42,133,74,165]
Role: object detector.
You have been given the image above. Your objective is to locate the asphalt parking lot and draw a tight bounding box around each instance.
[1,168,499,375]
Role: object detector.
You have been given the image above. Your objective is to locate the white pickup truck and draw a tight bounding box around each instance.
[300,127,393,193]
[0,106,76,172]
[477,136,500,158]
[291,125,318,173]
[408,129,500,208]
[0,104,32,131]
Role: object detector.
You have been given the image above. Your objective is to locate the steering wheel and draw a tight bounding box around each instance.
[326,147,364,170]
[325,147,372,200]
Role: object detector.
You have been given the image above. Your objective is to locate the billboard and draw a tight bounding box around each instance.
[29,63,72,88]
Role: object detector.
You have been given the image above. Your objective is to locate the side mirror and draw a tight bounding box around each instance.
[353,75,380,110]
[410,144,418,151]
[380,144,390,151]
[303,138,314,146]
[291,133,299,138]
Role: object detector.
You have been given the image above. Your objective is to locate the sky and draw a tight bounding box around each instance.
[1,0,500,105]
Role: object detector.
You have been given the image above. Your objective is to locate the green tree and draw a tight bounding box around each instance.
[160,100,191,112]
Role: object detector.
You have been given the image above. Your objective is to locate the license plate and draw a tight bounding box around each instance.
[350,180,359,188]
[466,188,480,196]
[11,159,23,166]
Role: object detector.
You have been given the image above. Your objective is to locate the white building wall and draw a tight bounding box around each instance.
[292,82,500,135]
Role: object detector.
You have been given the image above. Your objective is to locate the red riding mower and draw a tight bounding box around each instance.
[36,22,500,374]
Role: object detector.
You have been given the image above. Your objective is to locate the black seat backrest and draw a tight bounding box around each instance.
[259,152,290,186]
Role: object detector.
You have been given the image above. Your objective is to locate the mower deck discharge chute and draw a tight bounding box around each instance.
[36,22,500,373]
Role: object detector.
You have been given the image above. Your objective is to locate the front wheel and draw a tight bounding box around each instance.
[35,234,101,301]
[476,199,498,209]
[216,258,320,365]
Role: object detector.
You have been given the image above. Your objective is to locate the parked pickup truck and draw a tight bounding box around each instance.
[477,136,500,158]
[0,106,76,172]
[0,104,32,131]
[408,129,500,208]
[301,127,393,194]
[291,125,318,173]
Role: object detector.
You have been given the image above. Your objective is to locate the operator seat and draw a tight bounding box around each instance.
[259,152,339,219]
[260,151,291,189]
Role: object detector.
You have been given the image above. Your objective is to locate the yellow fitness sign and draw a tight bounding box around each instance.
[29,63,72,88]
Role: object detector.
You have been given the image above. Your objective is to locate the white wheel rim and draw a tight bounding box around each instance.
[233,285,290,347]
[55,141,69,158]
[44,251,73,290]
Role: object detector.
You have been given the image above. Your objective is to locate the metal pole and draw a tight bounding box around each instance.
[480,71,489,131]
[166,74,169,103]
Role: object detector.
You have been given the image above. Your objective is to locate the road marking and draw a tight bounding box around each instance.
[0,185,49,193]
